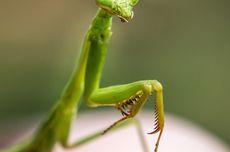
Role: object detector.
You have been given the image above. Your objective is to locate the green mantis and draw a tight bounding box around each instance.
[2,0,164,152]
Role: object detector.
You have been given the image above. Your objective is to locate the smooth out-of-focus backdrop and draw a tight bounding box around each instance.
[0,0,229,146]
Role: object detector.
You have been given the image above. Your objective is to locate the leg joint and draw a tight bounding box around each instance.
[151,80,163,92]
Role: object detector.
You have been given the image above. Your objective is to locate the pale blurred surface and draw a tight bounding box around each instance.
[56,111,230,152]
[0,0,230,147]
[2,111,230,152]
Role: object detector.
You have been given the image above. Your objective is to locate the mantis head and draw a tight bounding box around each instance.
[96,0,139,22]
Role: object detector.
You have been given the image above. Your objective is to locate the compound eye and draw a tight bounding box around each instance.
[129,0,139,6]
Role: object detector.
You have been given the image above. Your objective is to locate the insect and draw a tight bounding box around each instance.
[2,0,164,152]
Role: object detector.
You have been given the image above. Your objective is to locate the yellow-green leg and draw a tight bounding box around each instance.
[83,80,164,152]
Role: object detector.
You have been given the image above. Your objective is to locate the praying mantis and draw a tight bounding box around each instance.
[2,0,165,152]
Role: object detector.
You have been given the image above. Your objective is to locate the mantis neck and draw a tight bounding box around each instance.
[61,9,112,105]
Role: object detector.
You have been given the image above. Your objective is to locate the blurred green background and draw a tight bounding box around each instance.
[0,0,229,146]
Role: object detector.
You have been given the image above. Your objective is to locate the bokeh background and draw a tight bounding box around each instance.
[0,0,229,147]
